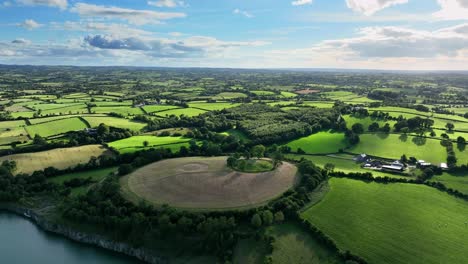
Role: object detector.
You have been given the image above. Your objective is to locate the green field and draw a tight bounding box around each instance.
[92,106,143,116]
[214,92,248,99]
[431,172,468,195]
[343,115,396,130]
[82,116,146,131]
[302,178,468,264]
[287,154,410,179]
[348,133,452,164]
[251,90,276,96]
[142,105,180,113]
[188,102,241,111]
[286,131,348,154]
[281,91,298,98]
[156,108,207,117]
[26,117,88,137]
[266,223,341,264]
[48,167,117,196]
[108,135,191,154]
[233,159,274,173]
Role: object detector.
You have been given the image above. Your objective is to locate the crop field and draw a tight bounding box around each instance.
[0,120,26,130]
[302,178,468,264]
[156,108,207,117]
[4,104,31,112]
[48,167,117,196]
[288,154,410,179]
[142,104,180,113]
[286,131,348,154]
[188,102,241,111]
[120,156,298,209]
[92,106,144,116]
[0,127,29,145]
[25,117,88,137]
[108,135,191,154]
[30,103,85,111]
[0,145,111,175]
[347,133,458,164]
[82,116,146,131]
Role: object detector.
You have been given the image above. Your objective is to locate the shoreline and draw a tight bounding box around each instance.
[0,204,167,264]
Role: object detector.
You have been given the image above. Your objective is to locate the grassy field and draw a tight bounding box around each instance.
[343,115,396,130]
[120,156,298,209]
[286,131,348,154]
[214,92,248,99]
[281,91,298,98]
[266,223,342,264]
[25,117,88,137]
[348,133,448,164]
[82,116,146,131]
[251,90,276,96]
[48,167,117,196]
[220,129,250,141]
[142,105,180,113]
[0,145,110,175]
[92,106,144,116]
[233,159,273,173]
[302,178,468,264]
[431,172,468,195]
[156,108,207,117]
[108,135,191,154]
[287,154,411,179]
[188,102,241,111]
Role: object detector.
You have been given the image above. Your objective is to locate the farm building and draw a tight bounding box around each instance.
[440,163,448,170]
[417,160,432,168]
[354,154,369,163]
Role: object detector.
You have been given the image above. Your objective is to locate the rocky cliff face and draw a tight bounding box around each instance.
[1,205,167,264]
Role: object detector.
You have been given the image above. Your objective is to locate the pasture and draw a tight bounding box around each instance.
[48,167,117,196]
[286,131,348,154]
[120,156,298,209]
[431,172,468,195]
[142,105,180,113]
[287,154,410,179]
[188,102,241,111]
[25,117,87,137]
[92,106,144,116]
[0,145,110,175]
[156,108,207,117]
[348,133,450,164]
[343,115,396,130]
[302,178,468,264]
[214,92,248,99]
[82,116,146,131]
[108,135,191,154]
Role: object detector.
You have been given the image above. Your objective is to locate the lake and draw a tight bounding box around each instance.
[0,211,143,264]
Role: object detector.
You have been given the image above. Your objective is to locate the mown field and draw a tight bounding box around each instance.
[302,178,468,264]
[0,145,110,175]
[286,131,348,154]
[120,156,298,209]
[108,135,191,154]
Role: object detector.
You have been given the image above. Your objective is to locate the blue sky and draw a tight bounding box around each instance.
[1,0,468,70]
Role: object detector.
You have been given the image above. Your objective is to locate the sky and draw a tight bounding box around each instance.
[1,0,468,70]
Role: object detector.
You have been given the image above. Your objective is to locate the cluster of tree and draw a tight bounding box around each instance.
[0,160,60,202]
[345,129,360,145]
[394,116,434,133]
[368,90,402,101]
[441,139,457,167]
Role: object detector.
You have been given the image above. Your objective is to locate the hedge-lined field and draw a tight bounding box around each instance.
[302,178,468,264]
[108,135,191,154]
[0,145,110,175]
[25,117,88,137]
[83,116,146,131]
[286,131,348,154]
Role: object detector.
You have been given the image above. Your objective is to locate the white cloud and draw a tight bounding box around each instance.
[11,38,31,45]
[52,21,154,37]
[18,19,42,30]
[70,3,186,25]
[434,0,468,20]
[16,0,67,10]
[148,0,187,8]
[2,1,12,7]
[346,0,409,16]
[233,8,254,18]
[292,0,313,6]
